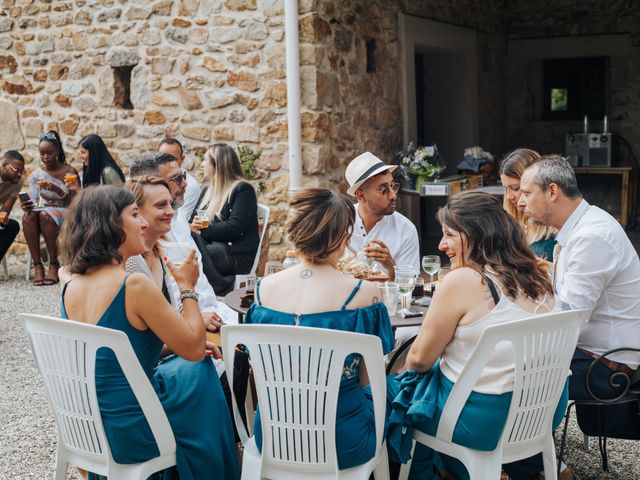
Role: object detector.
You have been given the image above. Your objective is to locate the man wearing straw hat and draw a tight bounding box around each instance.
[345,151,420,280]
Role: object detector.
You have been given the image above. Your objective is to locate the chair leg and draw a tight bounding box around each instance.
[53,449,67,480]
[373,448,390,480]
[397,440,416,480]
[598,436,609,471]
[582,433,590,451]
[542,434,558,480]
[25,250,31,281]
[557,401,575,478]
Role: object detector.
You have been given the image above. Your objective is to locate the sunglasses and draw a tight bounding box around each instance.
[37,132,58,143]
[371,182,401,196]
[168,169,187,185]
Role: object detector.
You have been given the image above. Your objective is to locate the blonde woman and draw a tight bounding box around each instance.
[191,143,259,294]
[499,148,557,261]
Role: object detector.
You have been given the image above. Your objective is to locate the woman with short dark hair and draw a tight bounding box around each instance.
[244,187,394,471]
[58,186,240,480]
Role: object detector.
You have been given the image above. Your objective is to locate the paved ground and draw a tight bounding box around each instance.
[1,254,639,479]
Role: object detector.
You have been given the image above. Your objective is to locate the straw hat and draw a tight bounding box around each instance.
[345,152,397,196]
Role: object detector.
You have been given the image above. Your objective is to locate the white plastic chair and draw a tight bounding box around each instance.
[21,313,177,479]
[399,309,589,480]
[235,203,270,289]
[222,324,390,480]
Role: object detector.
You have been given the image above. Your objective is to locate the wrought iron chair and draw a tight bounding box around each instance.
[558,347,640,473]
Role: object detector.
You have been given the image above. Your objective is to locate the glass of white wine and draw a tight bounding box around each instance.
[422,255,441,294]
[394,266,417,317]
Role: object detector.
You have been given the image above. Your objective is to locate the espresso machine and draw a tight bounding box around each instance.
[566,115,611,167]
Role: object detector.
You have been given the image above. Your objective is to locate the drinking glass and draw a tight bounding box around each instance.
[376,282,399,316]
[395,266,417,317]
[196,209,210,228]
[422,255,441,294]
[162,242,191,268]
[245,274,257,293]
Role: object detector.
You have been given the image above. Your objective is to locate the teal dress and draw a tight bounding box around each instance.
[530,234,556,261]
[245,279,394,470]
[61,278,240,480]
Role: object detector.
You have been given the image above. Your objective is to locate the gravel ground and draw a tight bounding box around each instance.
[1,254,639,479]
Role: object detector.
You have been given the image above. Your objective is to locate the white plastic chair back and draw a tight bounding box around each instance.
[402,308,589,480]
[21,313,176,479]
[235,203,270,289]
[222,324,389,480]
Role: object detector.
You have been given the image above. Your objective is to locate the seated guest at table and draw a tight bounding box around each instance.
[129,152,236,327]
[190,143,259,295]
[59,186,239,480]
[159,137,202,222]
[344,151,420,280]
[0,151,25,264]
[75,134,125,189]
[245,187,394,470]
[124,176,181,312]
[388,191,564,480]
[20,130,79,286]
[500,148,557,261]
[511,156,640,479]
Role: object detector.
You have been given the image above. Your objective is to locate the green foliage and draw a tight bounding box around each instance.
[237,145,262,180]
[551,88,568,112]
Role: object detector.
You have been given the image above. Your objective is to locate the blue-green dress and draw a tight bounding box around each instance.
[245,279,394,470]
[530,235,556,261]
[61,278,240,480]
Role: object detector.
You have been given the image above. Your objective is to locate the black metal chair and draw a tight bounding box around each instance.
[558,347,640,474]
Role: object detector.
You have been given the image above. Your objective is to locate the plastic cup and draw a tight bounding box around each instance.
[161,242,191,268]
[196,209,210,228]
[377,282,399,316]
[245,274,257,293]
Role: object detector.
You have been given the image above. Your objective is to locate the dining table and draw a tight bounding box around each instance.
[223,287,428,328]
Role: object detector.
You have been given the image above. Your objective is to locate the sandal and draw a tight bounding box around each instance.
[33,262,46,286]
[43,261,60,286]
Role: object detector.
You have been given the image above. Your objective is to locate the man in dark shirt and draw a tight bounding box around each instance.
[0,151,25,264]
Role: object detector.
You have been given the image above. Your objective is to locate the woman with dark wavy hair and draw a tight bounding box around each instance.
[58,186,240,480]
[388,191,565,480]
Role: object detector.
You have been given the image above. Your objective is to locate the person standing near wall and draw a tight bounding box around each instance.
[0,151,25,264]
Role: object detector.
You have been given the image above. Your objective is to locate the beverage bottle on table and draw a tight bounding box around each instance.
[282,250,299,269]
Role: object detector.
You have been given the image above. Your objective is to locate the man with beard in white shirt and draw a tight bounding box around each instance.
[344,152,420,279]
[158,137,201,222]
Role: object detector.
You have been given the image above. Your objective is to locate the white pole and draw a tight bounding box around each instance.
[284,0,302,193]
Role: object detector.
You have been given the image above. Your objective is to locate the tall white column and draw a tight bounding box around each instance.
[284,0,302,193]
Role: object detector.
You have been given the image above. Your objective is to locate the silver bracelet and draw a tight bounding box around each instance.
[180,289,199,303]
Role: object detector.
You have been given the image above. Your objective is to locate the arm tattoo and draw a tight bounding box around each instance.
[299,269,313,279]
[372,296,379,304]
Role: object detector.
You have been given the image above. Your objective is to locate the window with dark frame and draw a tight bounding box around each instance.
[113,66,134,110]
[542,57,609,121]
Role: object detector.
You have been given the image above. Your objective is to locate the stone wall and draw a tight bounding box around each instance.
[0,0,298,256]
[506,0,640,160]
[307,0,509,192]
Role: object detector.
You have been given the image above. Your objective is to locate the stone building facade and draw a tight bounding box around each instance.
[1,0,638,258]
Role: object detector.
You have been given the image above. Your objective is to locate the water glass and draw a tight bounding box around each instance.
[245,274,257,293]
[422,255,441,294]
[377,282,399,316]
[162,242,191,268]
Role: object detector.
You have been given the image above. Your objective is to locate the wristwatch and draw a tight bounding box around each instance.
[179,289,200,303]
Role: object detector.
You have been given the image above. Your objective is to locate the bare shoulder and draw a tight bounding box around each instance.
[124,272,157,293]
[352,279,382,308]
[438,267,483,292]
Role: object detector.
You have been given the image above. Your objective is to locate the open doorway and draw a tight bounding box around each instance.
[400,15,478,173]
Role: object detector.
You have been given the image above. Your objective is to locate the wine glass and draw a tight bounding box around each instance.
[395,266,417,317]
[422,255,441,294]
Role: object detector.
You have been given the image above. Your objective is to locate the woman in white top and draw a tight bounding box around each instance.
[388,191,564,480]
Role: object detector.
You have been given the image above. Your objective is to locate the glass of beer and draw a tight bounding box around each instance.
[196,209,209,228]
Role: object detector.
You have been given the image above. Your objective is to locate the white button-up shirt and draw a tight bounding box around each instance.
[166,211,237,324]
[555,199,640,368]
[178,171,202,223]
[348,205,420,274]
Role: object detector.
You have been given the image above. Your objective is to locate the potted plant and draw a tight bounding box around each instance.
[397,142,445,191]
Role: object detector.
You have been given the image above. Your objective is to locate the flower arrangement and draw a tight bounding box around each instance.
[397,142,445,190]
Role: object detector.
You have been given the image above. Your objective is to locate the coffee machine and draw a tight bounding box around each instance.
[566,115,611,167]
